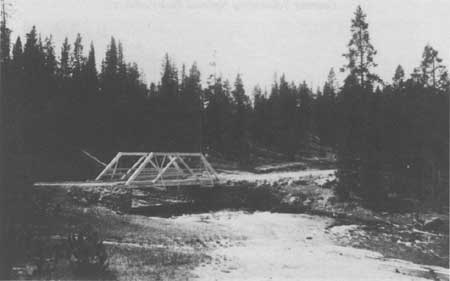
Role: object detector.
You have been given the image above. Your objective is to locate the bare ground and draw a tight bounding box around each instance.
[17,167,449,280]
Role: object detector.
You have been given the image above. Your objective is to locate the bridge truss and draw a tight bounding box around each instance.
[95,152,219,189]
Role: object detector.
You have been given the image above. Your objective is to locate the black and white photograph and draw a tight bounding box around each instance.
[0,0,449,280]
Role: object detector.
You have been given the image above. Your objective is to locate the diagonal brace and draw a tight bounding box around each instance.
[126,153,154,185]
[95,152,122,181]
[121,155,146,180]
[152,157,178,183]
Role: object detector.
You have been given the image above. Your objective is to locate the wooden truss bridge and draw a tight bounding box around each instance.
[95,152,219,189]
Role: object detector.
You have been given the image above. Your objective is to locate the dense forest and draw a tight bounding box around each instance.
[0,1,448,241]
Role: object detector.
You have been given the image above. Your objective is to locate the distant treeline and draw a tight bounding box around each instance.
[1,6,448,201]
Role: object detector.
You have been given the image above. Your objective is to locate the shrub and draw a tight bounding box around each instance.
[67,225,108,278]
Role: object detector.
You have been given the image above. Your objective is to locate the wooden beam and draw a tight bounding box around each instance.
[152,152,203,157]
[176,155,195,176]
[118,152,151,156]
[152,157,178,184]
[95,152,122,181]
[200,154,219,180]
[120,155,146,180]
[81,150,107,167]
[169,156,184,174]
[148,158,159,169]
[125,153,153,185]
[111,158,119,179]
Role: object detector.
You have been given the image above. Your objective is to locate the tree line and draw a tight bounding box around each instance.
[1,6,448,200]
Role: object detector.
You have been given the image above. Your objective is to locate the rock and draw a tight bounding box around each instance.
[303,198,313,206]
[327,196,337,205]
[322,179,337,189]
[423,217,446,233]
[288,196,297,205]
[282,195,302,206]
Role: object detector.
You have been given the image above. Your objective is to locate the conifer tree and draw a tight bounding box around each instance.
[160,53,179,100]
[43,36,57,75]
[85,42,98,97]
[251,85,266,144]
[231,74,250,161]
[418,45,449,91]
[342,5,380,88]
[59,37,71,79]
[0,2,12,276]
[203,76,233,154]
[316,68,337,147]
[180,62,202,150]
[0,0,10,65]
[72,33,84,78]
[392,65,405,88]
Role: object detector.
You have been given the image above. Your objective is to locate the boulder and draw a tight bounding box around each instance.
[423,217,447,233]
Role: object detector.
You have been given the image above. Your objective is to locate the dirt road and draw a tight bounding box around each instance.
[172,211,449,281]
[218,169,336,183]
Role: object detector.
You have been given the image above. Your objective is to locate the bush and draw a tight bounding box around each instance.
[67,225,108,278]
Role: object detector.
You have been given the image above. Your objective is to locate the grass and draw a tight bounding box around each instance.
[108,245,207,281]
[11,187,213,280]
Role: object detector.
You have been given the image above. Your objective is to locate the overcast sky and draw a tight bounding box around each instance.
[8,0,450,92]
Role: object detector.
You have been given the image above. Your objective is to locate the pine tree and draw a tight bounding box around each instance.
[149,82,157,97]
[418,45,448,91]
[72,33,84,77]
[203,76,233,155]
[43,36,57,75]
[59,37,71,79]
[23,26,46,122]
[154,54,180,150]
[0,2,13,277]
[160,53,179,100]
[116,41,128,104]
[392,65,405,88]
[180,62,202,151]
[85,42,98,98]
[100,37,119,100]
[180,63,186,93]
[316,68,337,147]
[324,68,338,97]
[103,37,118,76]
[251,85,267,144]
[0,0,10,64]
[267,77,281,149]
[79,42,99,147]
[298,81,313,144]
[231,74,250,161]
[11,36,22,65]
[342,5,380,88]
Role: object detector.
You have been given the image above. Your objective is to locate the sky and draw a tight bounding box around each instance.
[7,0,450,93]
